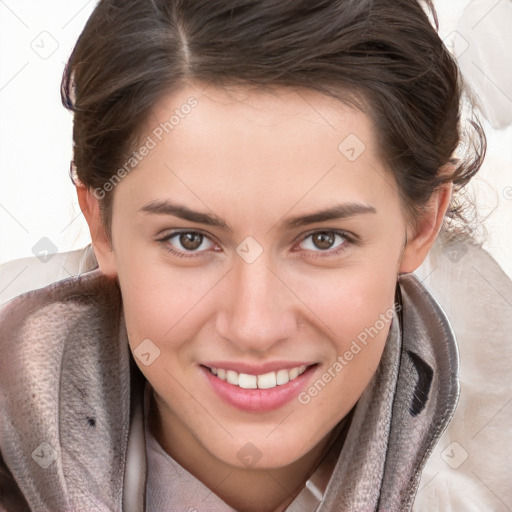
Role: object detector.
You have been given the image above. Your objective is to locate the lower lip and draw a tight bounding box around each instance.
[201,365,316,412]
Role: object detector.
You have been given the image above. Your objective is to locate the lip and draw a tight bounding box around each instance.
[200,363,317,412]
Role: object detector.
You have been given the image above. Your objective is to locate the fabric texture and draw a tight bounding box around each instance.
[0,264,458,512]
[413,237,512,511]
[0,245,97,306]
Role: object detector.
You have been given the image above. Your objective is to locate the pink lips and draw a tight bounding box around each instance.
[200,363,316,412]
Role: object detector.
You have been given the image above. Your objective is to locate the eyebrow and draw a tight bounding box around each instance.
[140,200,231,230]
[283,203,376,229]
[139,200,376,231]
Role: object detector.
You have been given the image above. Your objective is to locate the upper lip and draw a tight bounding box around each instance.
[201,361,316,375]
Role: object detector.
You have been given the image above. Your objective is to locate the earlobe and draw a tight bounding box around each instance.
[399,182,453,274]
[76,185,118,277]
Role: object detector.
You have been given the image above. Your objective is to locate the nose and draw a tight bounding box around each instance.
[215,256,298,354]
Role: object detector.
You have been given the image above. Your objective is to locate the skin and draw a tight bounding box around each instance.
[78,82,452,512]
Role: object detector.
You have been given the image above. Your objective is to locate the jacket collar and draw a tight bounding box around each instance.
[0,269,458,512]
[318,276,459,511]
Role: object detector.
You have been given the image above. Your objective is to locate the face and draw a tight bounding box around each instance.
[89,83,437,470]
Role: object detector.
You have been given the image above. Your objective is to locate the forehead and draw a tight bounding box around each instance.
[113,82,399,224]
[149,82,372,149]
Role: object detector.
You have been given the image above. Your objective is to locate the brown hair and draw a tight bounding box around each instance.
[62,0,486,239]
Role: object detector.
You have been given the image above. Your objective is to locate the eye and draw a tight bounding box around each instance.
[297,230,349,254]
[158,230,217,256]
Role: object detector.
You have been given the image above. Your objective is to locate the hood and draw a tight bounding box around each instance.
[0,269,458,512]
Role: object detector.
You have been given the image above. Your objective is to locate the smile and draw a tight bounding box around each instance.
[201,363,317,412]
[207,365,307,389]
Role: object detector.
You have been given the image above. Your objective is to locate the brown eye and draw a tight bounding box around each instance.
[158,231,216,258]
[159,230,217,257]
[179,232,204,250]
[311,232,336,250]
[297,231,349,254]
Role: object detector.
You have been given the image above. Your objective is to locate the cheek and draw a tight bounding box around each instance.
[117,264,213,408]
[114,237,213,338]
[294,283,397,431]
[119,272,212,357]
[116,256,229,404]
[291,256,398,341]
[292,260,399,394]
[331,271,397,342]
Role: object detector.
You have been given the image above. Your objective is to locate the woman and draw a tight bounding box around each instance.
[0,0,486,510]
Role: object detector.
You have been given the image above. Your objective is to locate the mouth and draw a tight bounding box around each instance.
[200,362,317,412]
[205,365,308,389]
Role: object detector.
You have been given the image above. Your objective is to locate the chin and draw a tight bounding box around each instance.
[211,433,315,471]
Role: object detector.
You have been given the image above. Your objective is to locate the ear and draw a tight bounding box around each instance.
[76,185,118,277]
[399,181,453,274]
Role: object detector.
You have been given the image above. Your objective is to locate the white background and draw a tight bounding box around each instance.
[0,0,511,277]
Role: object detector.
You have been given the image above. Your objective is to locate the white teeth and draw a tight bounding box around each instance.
[226,370,239,385]
[238,373,258,389]
[257,372,277,389]
[276,369,290,385]
[288,367,299,380]
[209,365,308,389]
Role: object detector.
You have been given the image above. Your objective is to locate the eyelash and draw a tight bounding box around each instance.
[156,229,357,260]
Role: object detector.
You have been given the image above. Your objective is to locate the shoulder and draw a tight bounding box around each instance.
[414,236,512,511]
[0,244,98,306]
